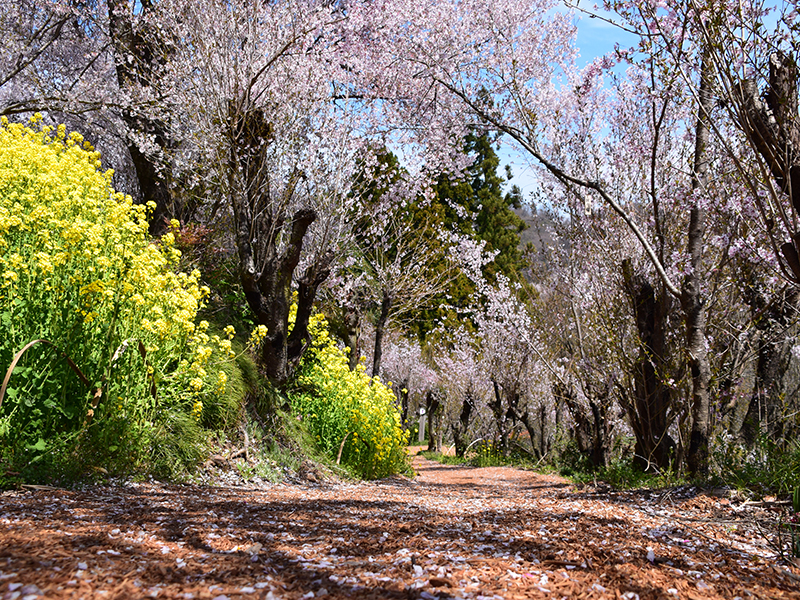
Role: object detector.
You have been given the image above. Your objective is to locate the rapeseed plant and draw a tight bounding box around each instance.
[0,116,242,480]
[290,311,409,479]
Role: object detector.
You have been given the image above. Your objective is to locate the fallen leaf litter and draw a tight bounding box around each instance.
[1,454,798,600]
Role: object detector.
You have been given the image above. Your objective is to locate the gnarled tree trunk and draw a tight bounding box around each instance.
[683,49,713,477]
[372,288,392,377]
[425,390,441,452]
[739,283,800,446]
[490,380,515,457]
[107,0,173,235]
[451,391,475,458]
[553,381,613,469]
[343,306,361,371]
[736,52,800,281]
[621,259,676,471]
[228,102,333,387]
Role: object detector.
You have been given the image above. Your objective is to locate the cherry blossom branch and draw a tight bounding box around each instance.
[434,77,682,299]
[0,13,71,88]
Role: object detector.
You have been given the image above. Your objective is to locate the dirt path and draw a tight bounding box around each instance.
[1,454,798,600]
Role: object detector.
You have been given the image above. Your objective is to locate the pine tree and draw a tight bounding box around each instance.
[408,133,528,340]
[435,132,527,282]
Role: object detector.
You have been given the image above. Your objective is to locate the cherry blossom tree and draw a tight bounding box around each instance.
[349,189,460,377]
[1,0,474,388]
[148,0,405,386]
[608,0,800,450]
[8,0,800,466]
[381,335,439,428]
[433,239,555,459]
[0,0,75,94]
[0,1,110,116]
[605,0,796,281]
[525,208,636,468]
[434,340,489,457]
[596,0,800,466]
[363,222,457,378]
[0,0,177,228]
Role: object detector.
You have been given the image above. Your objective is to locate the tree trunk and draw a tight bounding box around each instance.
[232,176,315,386]
[585,397,612,469]
[250,209,317,387]
[287,251,335,373]
[451,391,475,458]
[538,404,549,458]
[621,259,676,470]
[226,102,331,387]
[343,306,361,371]
[683,49,713,477]
[739,284,800,445]
[106,0,173,235]
[397,378,410,427]
[514,405,547,461]
[742,337,784,443]
[735,55,800,446]
[490,380,512,457]
[372,289,392,378]
[552,380,612,468]
[425,390,441,452]
[553,381,594,462]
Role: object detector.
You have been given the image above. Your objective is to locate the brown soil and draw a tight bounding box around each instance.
[1,453,799,600]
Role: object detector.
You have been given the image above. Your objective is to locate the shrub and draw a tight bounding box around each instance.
[556,439,594,478]
[0,116,240,481]
[290,312,409,479]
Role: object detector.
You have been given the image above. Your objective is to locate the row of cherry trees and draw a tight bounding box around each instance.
[377,0,800,476]
[374,0,800,476]
[2,0,799,476]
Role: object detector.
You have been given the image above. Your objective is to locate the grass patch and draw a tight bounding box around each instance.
[420,442,689,491]
[564,457,688,490]
[419,450,468,465]
[712,434,800,497]
[419,443,542,470]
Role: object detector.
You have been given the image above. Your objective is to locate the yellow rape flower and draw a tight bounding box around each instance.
[191,400,203,420]
[0,117,243,463]
[249,324,268,346]
[216,371,228,393]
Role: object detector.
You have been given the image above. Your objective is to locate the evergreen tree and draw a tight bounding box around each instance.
[458,133,527,281]
[410,132,528,339]
[430,133,527,284]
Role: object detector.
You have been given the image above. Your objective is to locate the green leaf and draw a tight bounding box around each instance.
[26,438,47,452]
